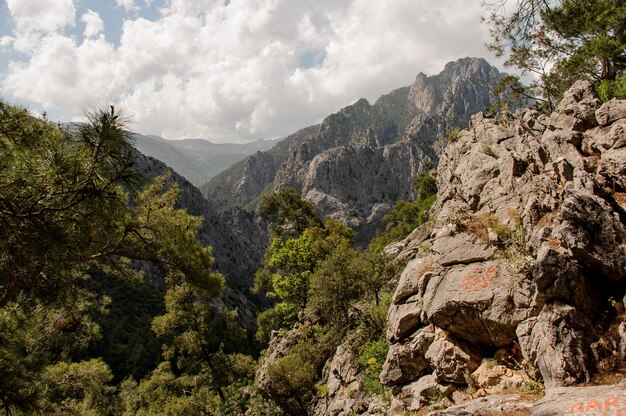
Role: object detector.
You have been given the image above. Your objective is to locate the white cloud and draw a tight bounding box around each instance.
[1,0,500,142]
[115,0,139,12]
[81,10,104,38]
[6,0,75,33]
[0,36,14,49]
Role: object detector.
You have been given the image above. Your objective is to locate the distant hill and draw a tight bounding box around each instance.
[132,134,280,186]
[201,57,505,242]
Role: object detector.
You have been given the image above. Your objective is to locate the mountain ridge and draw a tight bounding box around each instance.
[132,133,280,186]
[202,57,505,242]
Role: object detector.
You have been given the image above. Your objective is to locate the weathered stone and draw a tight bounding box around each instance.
[393,256,436,303]
[387,302,422,342]
[425,330,481,384]
[429,394,536,416]
[530,381,626,416]
[548,112,587,132]
[531,246,596,314]
[521,109,548,133]
[619,321,626,360]
[556,79,601,127]
[557,189,626,283]
[423,260,535,347]
[367,81,625,413]
[431,232,496,266]
[601,147,626,190]
[516,303,595,388]
[596,98,626,126]
[471,361,529,393]
[381,326,435,386]
[397,374,457,412]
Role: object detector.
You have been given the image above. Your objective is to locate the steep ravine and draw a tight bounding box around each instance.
[257,81,626,415]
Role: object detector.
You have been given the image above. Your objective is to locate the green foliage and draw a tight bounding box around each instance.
[0,100,229,414]
[40,358,117,415]
[485,0,626,111]
[260,187,322,238]
[254,216,354,339]
[264,336,326,416]
[444,127,461,142]
[370,169,437,252]
[309,250,400,331]
[86,273,164,382]
[356,339,388,395]
[0,302,50,414]
[597,73,626,101]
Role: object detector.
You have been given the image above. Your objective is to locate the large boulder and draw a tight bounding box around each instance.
[423,260,536,347]
[380,325,435,385]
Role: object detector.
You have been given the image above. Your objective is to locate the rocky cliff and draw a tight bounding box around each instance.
[203,57,504,242]
[263,81,626,415]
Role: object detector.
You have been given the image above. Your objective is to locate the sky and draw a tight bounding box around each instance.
[0,0,504,143]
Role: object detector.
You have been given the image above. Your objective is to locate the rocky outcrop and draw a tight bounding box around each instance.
[203,58,504,243]
[382,81,626,413]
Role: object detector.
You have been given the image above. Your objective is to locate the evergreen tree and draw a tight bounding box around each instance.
[485,0,626,110]
[0,100,223,414]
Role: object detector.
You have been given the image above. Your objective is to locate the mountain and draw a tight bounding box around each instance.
[202,57,505,242]
[132,134,279,186]
[131,150,268,309]
[257,80,626,415]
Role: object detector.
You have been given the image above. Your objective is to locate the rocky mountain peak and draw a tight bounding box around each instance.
[408,57,502,121]
[203,58,504,243]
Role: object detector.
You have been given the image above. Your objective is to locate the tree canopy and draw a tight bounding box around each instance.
[484,0,626,110]
[0,101,232,414]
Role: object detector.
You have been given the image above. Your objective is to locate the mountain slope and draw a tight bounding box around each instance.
[132,150,268,293]
[202,57,504,241]
[132,134,279,186]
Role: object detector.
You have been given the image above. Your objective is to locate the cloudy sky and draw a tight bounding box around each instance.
[0,0,503,143]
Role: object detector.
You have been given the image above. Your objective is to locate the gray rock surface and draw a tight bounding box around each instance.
[425,330,481,384]
[380,325,435,385]
[530,381,626,416]
[516,303,595,388]
[311,344,368,416]
[428,394,536,416]
[381,81,626,411]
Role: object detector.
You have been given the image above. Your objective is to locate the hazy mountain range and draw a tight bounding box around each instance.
[132,134,280,186]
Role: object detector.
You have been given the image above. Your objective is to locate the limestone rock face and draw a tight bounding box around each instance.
[203,57,504,243]
[383,81,626,413]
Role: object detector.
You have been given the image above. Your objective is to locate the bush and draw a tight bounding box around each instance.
[356,339,388,395]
